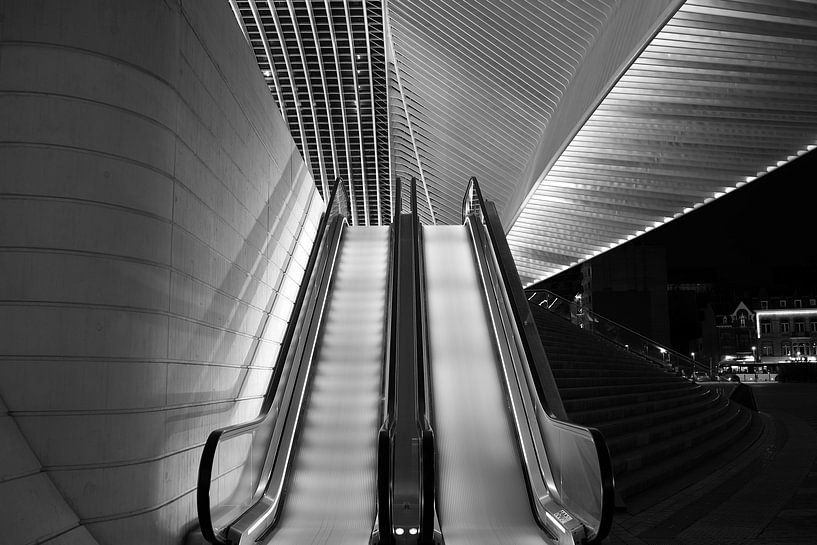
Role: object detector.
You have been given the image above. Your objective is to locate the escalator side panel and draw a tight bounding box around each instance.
[265,226,390,545]
[423,225,545,545]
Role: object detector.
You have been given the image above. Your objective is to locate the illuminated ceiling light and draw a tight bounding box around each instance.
[674,212,684,218]
[766,165,775,172]
[777,160,786,167]
[703,197,714,204]
[261,69,272,78]
[725,186,736,193]
[807,144,816,151]
[745,176,756,183]
[683,207,693,214]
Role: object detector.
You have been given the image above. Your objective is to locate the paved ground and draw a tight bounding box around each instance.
[605,383,817,544]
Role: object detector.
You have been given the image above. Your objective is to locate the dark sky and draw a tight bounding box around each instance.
[541,147,817,295]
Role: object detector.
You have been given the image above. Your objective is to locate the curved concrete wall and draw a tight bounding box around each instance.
[0,1,321,543]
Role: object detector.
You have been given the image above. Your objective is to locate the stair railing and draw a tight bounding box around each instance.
[197,177,349,544]
[526,288,708,376]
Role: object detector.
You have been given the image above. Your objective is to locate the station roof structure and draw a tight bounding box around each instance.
[228,0,817,284]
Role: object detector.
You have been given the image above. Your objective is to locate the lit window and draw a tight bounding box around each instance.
[740,315,746,327]
[779,300,787,308]
[783,343,792,356]
[795,299,803,308]
[781,321,790,333]
[762,344,773,356]
[761,300,768,309]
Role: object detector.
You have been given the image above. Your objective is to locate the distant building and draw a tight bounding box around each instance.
[753,295,817,364]
[696,301,758,369]
[581,244,670,345]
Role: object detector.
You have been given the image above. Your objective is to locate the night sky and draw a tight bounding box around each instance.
[541,147,817,296]
[641,147,817,294]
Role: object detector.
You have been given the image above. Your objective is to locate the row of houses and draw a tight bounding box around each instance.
[694,295,817,372]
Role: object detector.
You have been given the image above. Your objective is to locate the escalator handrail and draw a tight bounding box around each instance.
[411,177,438,543]
[376,177,403,542]
[198,177,348,545]
[462,176,614,543]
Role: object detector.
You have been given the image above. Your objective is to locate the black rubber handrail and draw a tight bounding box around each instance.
[411,177,438,544]
[376,177,402,544]
[462,176,614,543]
[197,176,348,545]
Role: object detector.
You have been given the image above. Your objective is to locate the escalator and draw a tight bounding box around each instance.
[196,177,612,545]
[196,180,393,545]
[424,225,546,544]
[266,225,389,544]
[419,178,614,545]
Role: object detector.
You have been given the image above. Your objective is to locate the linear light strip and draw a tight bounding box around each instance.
[362,1,382,225]
[323,0,357,225]
[388,50,436,224]
[343,0,370,225]
[265,0,312,178]
[286,0,329,199]
[247,0,285,120]
[305,1,341,185]
[229,0,251,45]
[383,0,395,219]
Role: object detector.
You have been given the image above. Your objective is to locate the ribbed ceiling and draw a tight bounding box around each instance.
[385,0,619,224]
[508,0,817,285]
[230,0,817,284]
[230,0,390,226]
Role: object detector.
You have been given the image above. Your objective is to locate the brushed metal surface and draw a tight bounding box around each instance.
[423,225,545,544]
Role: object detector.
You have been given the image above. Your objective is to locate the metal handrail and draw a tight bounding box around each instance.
[525,287,708,375]
[463,176,614,543]
[197,177,348,544]
[375,177,402,543]
[411,177,438,543]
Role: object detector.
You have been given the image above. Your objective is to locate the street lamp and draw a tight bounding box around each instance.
[752,345,757,362]
[691,352,696,377]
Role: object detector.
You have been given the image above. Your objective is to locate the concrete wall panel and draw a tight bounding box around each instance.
[0,0,323,543]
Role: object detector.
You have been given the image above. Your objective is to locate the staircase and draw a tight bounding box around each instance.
[530,305,763,505]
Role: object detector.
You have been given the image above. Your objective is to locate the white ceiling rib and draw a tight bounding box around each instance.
[229,0,817,284]
[509,0,817,285]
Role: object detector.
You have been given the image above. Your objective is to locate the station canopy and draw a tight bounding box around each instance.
[228,0,817,285]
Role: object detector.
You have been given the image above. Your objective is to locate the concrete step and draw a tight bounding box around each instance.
[569,387,713,426]
[550,367,670,379]
[605,397,732,456]
[611,403,747,475]
[589,390,722,435]
[555,374,682,389]
[562,382,701,413]
[559,379,695,401]
[615,407,761,502]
